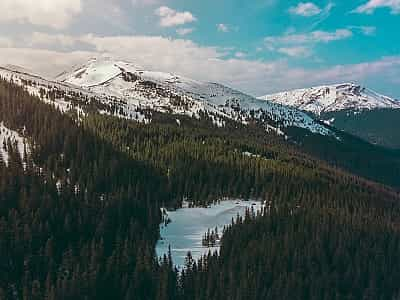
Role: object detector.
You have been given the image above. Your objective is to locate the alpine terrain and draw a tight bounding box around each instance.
[2,1,400,299]
[1,58,400,300]
[260,83,400,148]
[1,59,400,187]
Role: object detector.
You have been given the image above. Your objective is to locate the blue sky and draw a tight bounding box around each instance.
[0,0,399,97]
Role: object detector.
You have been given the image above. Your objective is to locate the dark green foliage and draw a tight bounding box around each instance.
[1,78,400,299]
[322,109,400,149]
[182,207,400,300]
[287,125,400,188]
[0,79,177,300]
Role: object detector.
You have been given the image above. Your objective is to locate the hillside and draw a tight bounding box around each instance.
[321,108,400,149]
[1,61,400,188]
[55,58,332,135]
[1,79,400,299]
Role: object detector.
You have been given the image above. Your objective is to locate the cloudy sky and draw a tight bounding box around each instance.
[0,0,399,97]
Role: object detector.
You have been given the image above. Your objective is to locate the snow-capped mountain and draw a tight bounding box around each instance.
[0,63,148,122]
[0,58,332,137]
[259,83,400,115]
[56,58,331,135]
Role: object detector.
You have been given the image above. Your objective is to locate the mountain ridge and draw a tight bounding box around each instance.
[0,58,332,137]
[258,82,400,115]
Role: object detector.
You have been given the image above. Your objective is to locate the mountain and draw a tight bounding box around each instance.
[2,60,400,188]
[259,82,400,115]
[0,59,335,138]
[259,83,400,148]
[54,58,331,136]
[1,74,400,300]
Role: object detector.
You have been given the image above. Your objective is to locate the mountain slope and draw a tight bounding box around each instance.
[259,83,400,148]
[55,58,332,136]
[321,108,400,149]
[2,77,400,300]
[3,60,400,187]
[0,122,29,164]
[259,82,400,115]
[1,60,333,137]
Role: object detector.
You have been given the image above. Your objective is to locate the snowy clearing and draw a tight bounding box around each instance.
[156,199,264,268]
[0,122,28,164]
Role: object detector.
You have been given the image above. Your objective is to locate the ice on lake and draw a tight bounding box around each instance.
[156,199,263,268]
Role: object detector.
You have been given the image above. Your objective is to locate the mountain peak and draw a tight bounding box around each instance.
[56,58,142,88]
[259,82,400,115]
[1,64,38,77]
[51,58,332,136]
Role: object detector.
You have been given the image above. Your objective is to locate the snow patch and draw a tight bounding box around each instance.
[156,199,264,268]
[0,122,29,165]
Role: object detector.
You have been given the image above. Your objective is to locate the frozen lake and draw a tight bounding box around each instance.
[156,199,263,268]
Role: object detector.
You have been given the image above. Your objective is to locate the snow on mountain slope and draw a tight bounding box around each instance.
[61,60,123,88]
[0,122,29,164]
[0,65,148,122]
[57,58,227,123]
[0,59,332,137]
[57,58,332,136]
[259,83,400,115]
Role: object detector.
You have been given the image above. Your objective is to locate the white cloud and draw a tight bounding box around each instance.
[308,2,335,30]
[289,2,322,17]
[361,26,377,35]
[132,0,160,6]
[0,37,13,48]
[349,26,377,36]
[265,29,352,46]
[0,33,279,91]
[155,6,197,27]
[217,24,230,32]
[1,33,400,97]
[353,0,400,14]
[0,0,82,29]
[235,52,247,58]
[176,28,195,36]
[277,46,312,57]
[216,24,239,33]
[176,28,194,36]
[305,56,400,85]
[0,47,93,77]
[264,29,352,57]
[311,29,353,42]
[29,32,79,48]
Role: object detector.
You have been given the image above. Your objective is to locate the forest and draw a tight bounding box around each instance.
[1,78,400,299]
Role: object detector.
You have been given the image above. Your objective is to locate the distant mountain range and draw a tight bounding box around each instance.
[259,83,400,149]
[259,83,400,115]
[1,57,400,188]
[1,58,399,150]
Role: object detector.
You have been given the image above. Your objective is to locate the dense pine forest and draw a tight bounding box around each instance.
[321,109,400,150]
[1,78,400,299]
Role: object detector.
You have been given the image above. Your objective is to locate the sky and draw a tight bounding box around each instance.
[0,0,399,98]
